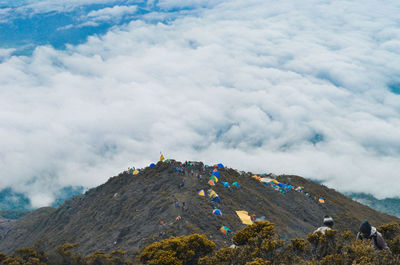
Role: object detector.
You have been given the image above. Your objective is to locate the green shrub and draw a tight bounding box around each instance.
[140,234,216,265]
[378,222,400,241]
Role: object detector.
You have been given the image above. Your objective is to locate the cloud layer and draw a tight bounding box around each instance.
[1,0,400,207]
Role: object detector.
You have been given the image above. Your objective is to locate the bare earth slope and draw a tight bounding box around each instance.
[0,161,398,255]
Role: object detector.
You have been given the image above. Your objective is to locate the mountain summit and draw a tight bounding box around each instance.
[0,160,398,255]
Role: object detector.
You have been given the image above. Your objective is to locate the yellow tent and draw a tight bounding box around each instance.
[236,211,254,225]
[252,175,262,182]
[198,190,205,196]
[132,169,139,175]
[160,154,165,161]
[271,179,279,184]
[208,190,217,198]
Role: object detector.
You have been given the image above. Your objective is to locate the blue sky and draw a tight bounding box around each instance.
[0,0,216,55]
[1,0,400,207]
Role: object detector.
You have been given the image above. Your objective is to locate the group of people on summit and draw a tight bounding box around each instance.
[314,216,389,251]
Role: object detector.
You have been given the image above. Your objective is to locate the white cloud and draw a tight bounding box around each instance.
[86,5,138,23]
[77,21,101,27]
[156,0,222,10]
[8,0,220,17]
[0,7,11,23]
[1,0,400,206]
[0,48,15,60]
[57,24,74,31]
[29,192,54,208]
[18,0,116,14]
[0,7,10,14]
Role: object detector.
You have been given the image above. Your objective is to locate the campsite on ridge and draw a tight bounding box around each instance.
[0,159,398,258]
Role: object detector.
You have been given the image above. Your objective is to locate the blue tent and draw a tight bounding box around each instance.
[212,171,220,178]
[149,163,155,168]
[232,182,241,188]
[222,182,229,188]
[211,195,221,204]
[217,163,224,168]
[213,209,222,216]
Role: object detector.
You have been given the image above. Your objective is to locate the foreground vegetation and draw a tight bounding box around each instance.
[1,221,399,265]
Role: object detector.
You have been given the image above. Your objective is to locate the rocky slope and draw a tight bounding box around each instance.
[0,160,398,256]
[0,218,15,241]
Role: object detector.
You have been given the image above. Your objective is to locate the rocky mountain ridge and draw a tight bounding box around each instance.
[0,160,398,256]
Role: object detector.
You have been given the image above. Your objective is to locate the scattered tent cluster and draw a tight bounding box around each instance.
[220,181,241,189]
[205,163,224,168]
[122,155,179,177]
[123,157,171,175]
[252,173,326,204]
[124,167,138,175]
[253,175,293,194]
[132,157,328,241]
[195,163,252,238]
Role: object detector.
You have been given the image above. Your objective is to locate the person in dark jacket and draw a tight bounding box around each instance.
[313,215,334,234]
[356,220,390,251]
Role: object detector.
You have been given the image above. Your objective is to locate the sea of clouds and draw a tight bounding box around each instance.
[1,0,400,207]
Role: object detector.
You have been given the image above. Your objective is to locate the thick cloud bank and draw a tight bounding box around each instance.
[1,0,400,207]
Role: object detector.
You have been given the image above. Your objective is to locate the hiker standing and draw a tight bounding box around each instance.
[356,220,390,251]
[182,178,186,187]
[313,215,334,234]
[250,213,256,222]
